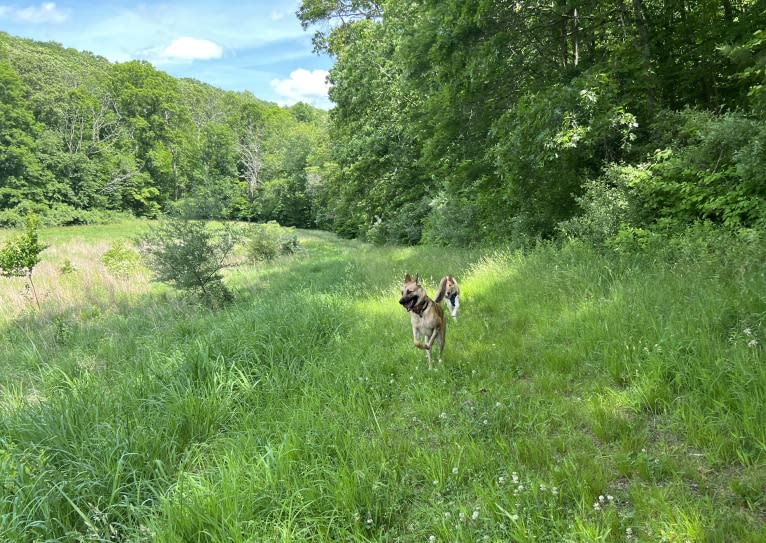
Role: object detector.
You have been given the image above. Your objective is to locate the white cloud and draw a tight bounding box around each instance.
[0,2,69,24]
[159,37,223,61]
[270,68,331,107]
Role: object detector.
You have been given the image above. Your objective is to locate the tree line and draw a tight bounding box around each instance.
[298,0,766,246]
[0,33,330,228]
[3,0,766,247]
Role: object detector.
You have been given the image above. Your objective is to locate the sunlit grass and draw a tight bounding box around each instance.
[0,222,764,541]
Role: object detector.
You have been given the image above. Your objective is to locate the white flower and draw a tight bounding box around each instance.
[432,479,438,486]
[593,502,601,511]
[749,339,759,348]
[471,510,480,521]
[551,486,559,496]
[744,328,753,336]
[452,467,459,475]
[598,495,605,503]
[498,476,506,485]
[429,536,436,543]
[510,514,519,522]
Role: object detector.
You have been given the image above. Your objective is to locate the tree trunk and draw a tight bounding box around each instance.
[632,0,656,114]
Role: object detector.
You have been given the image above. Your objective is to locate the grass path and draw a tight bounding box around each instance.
[1,223,764,541]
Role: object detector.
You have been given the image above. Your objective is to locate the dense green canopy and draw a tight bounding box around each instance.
[0,33,329,228]
[2,0,766,245]
[300,0,766,245]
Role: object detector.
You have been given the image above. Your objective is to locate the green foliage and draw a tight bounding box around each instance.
[0,215,46,309]
[100,240,142,277]
[0,33,329,230]
[0,216,46,278]
[139,218,241,307]
[245,221,301,262]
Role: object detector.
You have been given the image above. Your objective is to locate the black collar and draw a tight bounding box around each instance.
[412,297,430,316]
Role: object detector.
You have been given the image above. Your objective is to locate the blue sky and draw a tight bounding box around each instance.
[0,1,334,109]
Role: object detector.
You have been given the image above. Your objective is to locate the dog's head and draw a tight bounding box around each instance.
[399,273,424,312]
[444,276,458,296]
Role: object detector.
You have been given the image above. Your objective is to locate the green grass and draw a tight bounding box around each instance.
[0,223,764,541]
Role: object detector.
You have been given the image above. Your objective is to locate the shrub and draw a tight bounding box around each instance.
[101,241,143,277]
[557,163,652,245]
[0,216,47,308]
[245,222,301,262]
[139,218,242,307]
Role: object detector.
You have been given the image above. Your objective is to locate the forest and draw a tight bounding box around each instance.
[0,32,330,229]
[2,0,766,247]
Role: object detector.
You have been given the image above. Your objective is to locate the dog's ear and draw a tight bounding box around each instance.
[404,273,412,282]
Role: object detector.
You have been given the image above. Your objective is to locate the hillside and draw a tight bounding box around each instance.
[0,32,329,228]
[1,223,764,541]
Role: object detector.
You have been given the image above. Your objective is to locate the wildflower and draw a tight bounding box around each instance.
[511,472,519,484]
[498,476,506,485]
[483,419,488,425]
[444,512,451,519]
[471,509,480,521]
[432,479,438,486]
[429,536,436,543]
[607,495,614,502]
[452,467,459,475]
[593,502,601,511]
[495,402,502,408]
[749,339,759,348]
[510,514,519,522]
[551,486,559,496]
[539,483,546,492]
[744,328,753,336]
[598,495,605,503]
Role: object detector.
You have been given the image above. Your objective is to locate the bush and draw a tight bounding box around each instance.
[101,241,143,277]
[0,216,47,308]
[245,222,301,262]
[139,218,242,307]
[557,163,652,245]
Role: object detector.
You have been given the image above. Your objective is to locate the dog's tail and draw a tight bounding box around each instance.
[434,276,449,303]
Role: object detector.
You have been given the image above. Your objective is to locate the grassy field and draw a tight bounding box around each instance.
[0,221,765,542]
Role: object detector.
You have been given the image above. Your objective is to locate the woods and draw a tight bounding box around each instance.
[299,0,766,245]
[0,33,329,229]
[2,1,766,246]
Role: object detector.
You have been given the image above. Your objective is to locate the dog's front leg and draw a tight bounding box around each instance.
[451,297,459,318]
[412,327,425,350]
[424,328,441,369]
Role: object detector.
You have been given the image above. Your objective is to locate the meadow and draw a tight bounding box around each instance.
[0,221,765,542]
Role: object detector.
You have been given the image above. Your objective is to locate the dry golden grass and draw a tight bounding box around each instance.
[0,237,153,324]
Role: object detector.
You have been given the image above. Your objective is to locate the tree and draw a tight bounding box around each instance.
[0,216,47,309]
[139,218,242,307]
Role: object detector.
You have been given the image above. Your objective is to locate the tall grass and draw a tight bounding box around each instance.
[0,223,764,541]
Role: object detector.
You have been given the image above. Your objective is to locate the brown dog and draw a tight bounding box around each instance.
[399,273,447,369]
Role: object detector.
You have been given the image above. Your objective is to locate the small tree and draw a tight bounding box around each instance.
[139,218,241,307]
[0,216,47,309]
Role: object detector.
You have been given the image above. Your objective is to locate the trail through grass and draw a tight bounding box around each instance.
[0,223,764,541]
